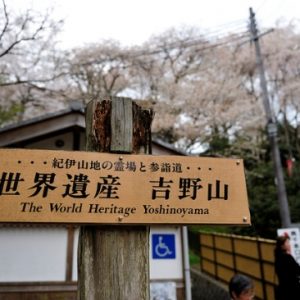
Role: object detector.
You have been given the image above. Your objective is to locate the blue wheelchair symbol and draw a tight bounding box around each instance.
[152,234,176,259]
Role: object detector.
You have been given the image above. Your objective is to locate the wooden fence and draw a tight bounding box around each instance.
[198,231,277,300]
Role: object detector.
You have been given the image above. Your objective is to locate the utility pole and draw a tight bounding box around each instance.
[249,7,291,228]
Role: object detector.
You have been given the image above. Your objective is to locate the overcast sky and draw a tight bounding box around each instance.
[8,0,300,49]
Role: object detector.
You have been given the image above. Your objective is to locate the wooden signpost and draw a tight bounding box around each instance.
[0,97,251,299]
[78,97,152,300]
[0,149,250,225]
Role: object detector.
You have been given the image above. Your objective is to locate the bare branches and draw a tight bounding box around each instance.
[0,71,68,87]
[0,0,67,124]
[67,42,132,101]
[0,0,9,42]
[0,1,50,58]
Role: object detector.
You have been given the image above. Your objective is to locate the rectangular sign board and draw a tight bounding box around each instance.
[0,148,251,225]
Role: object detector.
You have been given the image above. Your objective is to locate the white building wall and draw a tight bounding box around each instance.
[0,227,68,282]
[0,226,184,283]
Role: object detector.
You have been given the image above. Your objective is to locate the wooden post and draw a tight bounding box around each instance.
[77,96,154,300]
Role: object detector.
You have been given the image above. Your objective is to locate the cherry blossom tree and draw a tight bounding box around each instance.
[0,0,66,122]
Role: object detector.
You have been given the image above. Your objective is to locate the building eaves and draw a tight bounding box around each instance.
[0,103,85,134]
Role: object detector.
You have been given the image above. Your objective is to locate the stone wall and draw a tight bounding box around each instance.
[191,268,230,300]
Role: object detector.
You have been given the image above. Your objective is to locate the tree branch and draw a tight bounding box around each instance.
[0,0,9,42]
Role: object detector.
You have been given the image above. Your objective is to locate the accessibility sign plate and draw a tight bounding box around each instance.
[150,227,183,280]
[152,234,176,259]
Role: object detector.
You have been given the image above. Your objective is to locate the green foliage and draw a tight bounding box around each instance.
[201,125,231,157]
[0,104,23,126]
[198,121,300,239]
[244,161,281,238]
[189,250,200,267]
